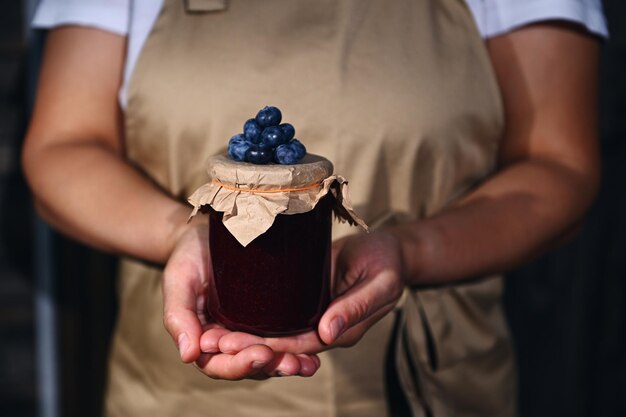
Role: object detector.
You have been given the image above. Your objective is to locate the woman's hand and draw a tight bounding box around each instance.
[199,231,405,356]
[21,25,319,381]
[162,220,321,379]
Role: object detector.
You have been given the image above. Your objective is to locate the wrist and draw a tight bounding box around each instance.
[387,222,437,287]
[164,204,207,262]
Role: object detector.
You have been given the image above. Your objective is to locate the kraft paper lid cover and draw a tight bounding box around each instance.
[188,154,368,246]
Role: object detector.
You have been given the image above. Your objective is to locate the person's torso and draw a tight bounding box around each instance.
[119,0,498,106]
[106,1,514,416]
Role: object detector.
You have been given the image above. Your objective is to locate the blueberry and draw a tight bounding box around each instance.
[274,144,299,165]
[279,123,295,141]
[243,119,262,143]
[229,133,247,145]
[290,138,306,159]
[255,106,282,128]
[228,135,250,162]
[255,139,274,151]
[260,126,287,148]
[245,144,273,164]
[274,139,307,164]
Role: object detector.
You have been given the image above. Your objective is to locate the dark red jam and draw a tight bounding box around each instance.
[208,195,333,336]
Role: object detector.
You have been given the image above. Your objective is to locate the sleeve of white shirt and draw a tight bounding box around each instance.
[32,0,130,36]
[466,0,608,39]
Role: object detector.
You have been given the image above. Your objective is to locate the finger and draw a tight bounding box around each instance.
[262,352,301,377]
[219,330,325,355]
[218,332,266,354]
[253,354,319,379]
[318,269,400,345]
[195,344,274,380]
[162,269,204,363]
[296,354,320,377]
[163,307,203,363]
[332,301,396,348]
[200,327,231,353]
[216,331,324,376]
[263,331,326,355]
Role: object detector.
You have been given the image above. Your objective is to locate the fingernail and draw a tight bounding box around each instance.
[178,333,189,360]
[277,371,290,377]
[252,361,267,369]
[329,317,345,342]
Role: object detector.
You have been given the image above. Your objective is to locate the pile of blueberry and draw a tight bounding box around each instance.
[228,106,307,165]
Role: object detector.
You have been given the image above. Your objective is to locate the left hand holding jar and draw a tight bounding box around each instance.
[201,231,406,360]
[162,222,322,380]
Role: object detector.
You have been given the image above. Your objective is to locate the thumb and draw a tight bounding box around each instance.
[318,278,374,345]
[164,306,203,363]
[163,270,204,363]
[319,267,401,345]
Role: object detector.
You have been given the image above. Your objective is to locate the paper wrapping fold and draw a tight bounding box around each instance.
[188,154,369,246]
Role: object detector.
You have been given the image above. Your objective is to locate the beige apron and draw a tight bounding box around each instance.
[106,0,516,416]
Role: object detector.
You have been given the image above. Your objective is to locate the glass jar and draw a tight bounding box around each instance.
[208,195,333,336]
[188,154,366,336]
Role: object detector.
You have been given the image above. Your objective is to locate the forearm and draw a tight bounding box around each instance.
[21,28,199,264]
[394,157,599,286]
[23,140,190,264]
[392,24,601,286]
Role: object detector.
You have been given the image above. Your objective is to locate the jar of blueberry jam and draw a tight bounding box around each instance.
[198,154,338,336]
[208,194,333,336]
[187,107,366,336]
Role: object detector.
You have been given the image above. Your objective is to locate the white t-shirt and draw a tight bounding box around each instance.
[32,0,608,106]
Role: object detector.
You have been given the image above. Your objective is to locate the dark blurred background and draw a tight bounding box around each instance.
[1,1,624,417]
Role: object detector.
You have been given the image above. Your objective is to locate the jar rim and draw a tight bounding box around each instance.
[207,153,334,190]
